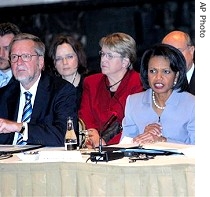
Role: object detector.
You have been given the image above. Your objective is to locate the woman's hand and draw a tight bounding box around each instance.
[133,123,166,145]
[144,123,163,136]
[85,128,106,149]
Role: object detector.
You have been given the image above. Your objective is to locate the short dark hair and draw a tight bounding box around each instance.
[140,43,189,92]
[48,34,87,75]
[0,22,21,36]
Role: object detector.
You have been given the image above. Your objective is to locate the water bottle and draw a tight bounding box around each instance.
[65,117,77,150]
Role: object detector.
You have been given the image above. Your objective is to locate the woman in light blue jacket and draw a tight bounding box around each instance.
[121,43,195,145]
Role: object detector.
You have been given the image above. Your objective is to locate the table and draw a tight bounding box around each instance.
[0,143,195,196]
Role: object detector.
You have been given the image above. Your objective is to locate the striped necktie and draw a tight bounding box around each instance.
[17,91,32,145]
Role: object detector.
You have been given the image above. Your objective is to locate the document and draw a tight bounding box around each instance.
[0,144,43,154]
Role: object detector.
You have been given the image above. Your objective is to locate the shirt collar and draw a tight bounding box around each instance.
[0,69,12,78]
[187,63,195,83]
[20,74,41,97]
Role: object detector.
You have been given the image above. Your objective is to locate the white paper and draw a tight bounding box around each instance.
[38,150,83,162]
[119,136,134,144]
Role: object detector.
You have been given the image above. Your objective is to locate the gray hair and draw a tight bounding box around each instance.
[9,33,45,57]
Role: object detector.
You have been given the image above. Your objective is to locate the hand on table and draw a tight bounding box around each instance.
[133,123,166,145]
[85,128,106,149]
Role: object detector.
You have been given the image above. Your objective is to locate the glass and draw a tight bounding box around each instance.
[79,129,89,149]
[99,51,122,60]
[55,54,76,64]
[10,54,40,63]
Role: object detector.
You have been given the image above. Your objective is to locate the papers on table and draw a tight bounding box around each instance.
[119,136,135,145]
[38,150,83,162]
[143,142,195,157]
[114,137,195,158]
[15,147,83,162]
[0,145,43,154]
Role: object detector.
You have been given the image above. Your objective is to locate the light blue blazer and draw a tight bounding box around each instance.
[121,88,195,145]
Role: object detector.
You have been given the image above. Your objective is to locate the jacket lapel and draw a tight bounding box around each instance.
[7,82,20,121]
[30,73,50,122]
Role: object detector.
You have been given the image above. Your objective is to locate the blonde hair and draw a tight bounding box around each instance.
[99,32,137,69]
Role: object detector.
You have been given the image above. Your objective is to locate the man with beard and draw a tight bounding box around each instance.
[0,33,77,146]
[0,22,21,88]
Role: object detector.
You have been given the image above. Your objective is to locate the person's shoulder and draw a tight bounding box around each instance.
[128,69,140,77]
[42,72,65,84]
[126,70,141,83]
[0,78,19,99]
[175,89,194,98]
[125,91,146,108]
[0,77,19,91]
[174,90,195,107]
[84,73,104,82]
[41,72,75,90]
[128,89,146,100]
[181,91,195,101]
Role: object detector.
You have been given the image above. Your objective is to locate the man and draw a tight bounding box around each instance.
[0,33,77,146]
[162,30,195,95]
[0,22,21,88]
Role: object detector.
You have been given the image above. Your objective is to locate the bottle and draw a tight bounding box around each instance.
[65,117,77,150]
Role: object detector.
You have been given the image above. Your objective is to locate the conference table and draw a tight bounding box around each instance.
[0,142,195,196]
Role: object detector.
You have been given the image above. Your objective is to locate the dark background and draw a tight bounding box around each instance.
[0,0,195,73]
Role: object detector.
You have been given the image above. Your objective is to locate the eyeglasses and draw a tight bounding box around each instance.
[10,54,40,63]
[99,51,122,60]
[55,54,76,64]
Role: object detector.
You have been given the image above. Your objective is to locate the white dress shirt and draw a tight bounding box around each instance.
[13,75,41,144]
[187,63,194,83]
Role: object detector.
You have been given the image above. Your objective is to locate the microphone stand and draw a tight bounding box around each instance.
[99,135,102,153]
[90,113,123,162]
[98,114,117,153]
[90,130,108,162]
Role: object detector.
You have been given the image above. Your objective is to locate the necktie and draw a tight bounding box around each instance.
[17,91,32,145]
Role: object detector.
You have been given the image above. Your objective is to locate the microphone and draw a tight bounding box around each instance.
[90,112,124,162]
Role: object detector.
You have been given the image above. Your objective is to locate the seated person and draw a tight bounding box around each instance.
[120,43,195,145]
[0,22,21,88]
[0,33,77,147]
[162,30,195,95]
[48,33,88,109]
[79,32,144,148]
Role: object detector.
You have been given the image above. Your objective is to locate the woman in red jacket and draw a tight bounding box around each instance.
[79,32,144,148]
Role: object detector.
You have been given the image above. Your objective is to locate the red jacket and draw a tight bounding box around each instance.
[79,70,144,145]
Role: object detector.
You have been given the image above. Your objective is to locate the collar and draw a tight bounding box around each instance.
[20,74,41,97]
[0,69,12,78]
[187,63,195,83]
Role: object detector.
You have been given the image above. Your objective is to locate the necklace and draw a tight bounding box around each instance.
[106,71,129,91]
[71,71,77,85]
[152,91,165,110]
[106,78,123,90]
